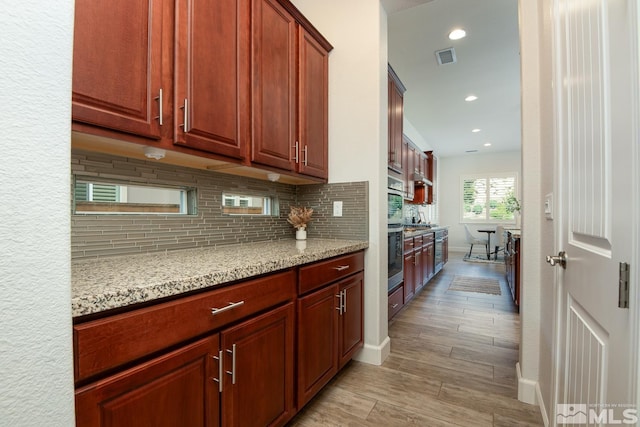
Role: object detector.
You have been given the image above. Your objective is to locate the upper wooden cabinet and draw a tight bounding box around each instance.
[297,27,329,179]
[251,0,297,171]
[173,0,250,159]
[388,65,406,174]
[427,151,437,204]
[251,0,331,180]
[72,0,332,182]
[72,0,164,140]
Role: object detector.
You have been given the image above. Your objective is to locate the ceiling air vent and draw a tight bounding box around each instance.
[435,47,457,65]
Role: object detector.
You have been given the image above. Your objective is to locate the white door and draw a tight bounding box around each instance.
[552,0,638,425]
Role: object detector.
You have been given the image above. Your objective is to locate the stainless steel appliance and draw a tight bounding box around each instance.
[388,176,404,291]
[434,229,444,273]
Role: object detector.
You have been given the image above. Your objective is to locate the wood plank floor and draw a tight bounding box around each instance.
[288,251,544,426]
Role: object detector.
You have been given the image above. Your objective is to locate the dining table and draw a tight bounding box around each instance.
[477,229,496,260]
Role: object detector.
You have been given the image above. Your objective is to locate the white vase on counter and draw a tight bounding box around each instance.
[296,229,307,240]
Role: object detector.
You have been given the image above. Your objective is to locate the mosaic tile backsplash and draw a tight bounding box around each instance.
[71,151,368,259]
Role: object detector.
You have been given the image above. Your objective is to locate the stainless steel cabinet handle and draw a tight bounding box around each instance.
[391,303,399,309]
[225,344,236,384]
[342,290,347,313]
[303,145,308,166]
[179,98,189,132]
[336,293,342,314]
[154,89,163,125]
[211,350,223,392]
[211,301,245,316]
[333,265,350,271]
[293,141,299,163]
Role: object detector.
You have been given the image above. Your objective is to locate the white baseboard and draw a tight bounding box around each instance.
[536,382,549,426]
[353,336,391,365]
[516,362,539,405]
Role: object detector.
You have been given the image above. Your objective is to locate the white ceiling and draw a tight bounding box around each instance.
[384,0,521,157]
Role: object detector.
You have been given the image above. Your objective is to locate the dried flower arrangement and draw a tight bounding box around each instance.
[287,206,313,230]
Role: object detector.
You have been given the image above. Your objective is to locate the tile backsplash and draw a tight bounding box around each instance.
[71,151,368,260]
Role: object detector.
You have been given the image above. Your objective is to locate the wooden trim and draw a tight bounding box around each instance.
[275,0,333,52]
[388,63,407,94]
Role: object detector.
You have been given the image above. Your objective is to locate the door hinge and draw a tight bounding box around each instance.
[618,262,630,309]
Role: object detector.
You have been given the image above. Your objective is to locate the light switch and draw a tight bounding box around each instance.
[333,201,343,217]
[544,193,553,220]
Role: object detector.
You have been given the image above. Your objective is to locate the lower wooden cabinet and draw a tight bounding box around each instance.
[388,285,404,320]
[75,335,219,427]
[221,303,295,427]
[505,231,520,309]
[76,303,295,427]
[74,251,364,426]
[296,253,364,408]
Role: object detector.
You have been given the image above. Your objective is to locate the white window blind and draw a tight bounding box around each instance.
[461,173,518,223]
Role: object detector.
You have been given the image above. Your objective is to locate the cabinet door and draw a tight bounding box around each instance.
[388,76,404,173]
[298,27,329,179]
[75,335,219,427]
[338,273,364,368]
[426,242,434,280]
[72,0,163,139]
[413,248,423,293]
[296,285,338,407]
[403,251,415,302]
[403,139,415,200]
[221,303,295,427]
[251,0,296,171]
[174,0,249,159]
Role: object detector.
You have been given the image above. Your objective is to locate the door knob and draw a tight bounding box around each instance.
[546,251,567,269]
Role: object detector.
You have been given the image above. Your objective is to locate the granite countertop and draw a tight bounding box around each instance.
[403,225,449,238]
[72,238,369,317]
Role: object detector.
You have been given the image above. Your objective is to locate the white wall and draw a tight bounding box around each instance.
[439,151,522,252]
[291,0,391,363]
[0,1,75,425]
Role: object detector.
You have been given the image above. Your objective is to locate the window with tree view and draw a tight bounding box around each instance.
[461,174,518,222]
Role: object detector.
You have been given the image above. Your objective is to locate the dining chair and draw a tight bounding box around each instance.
[464,224,488,257]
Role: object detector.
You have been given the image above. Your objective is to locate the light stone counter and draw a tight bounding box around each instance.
[403,225,449,238]
[72,238,368,317]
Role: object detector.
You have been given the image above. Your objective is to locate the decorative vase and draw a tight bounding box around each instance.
[296,229,307,240]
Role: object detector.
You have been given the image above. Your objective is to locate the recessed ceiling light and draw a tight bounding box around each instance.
[449,29,466,40]
[465,95,478,102]
[484,143,492,147]
[472,128,481,133]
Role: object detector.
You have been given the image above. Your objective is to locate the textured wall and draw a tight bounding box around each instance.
[72,151,368,259]
[0,1,76,425]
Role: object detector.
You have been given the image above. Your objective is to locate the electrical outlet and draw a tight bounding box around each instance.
[333,201,343,217]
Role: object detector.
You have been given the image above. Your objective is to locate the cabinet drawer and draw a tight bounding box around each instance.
[413,235,423,247]
[388,285,404,320]
[423,232,434,243]
[298,251,364,295]
[403,238,414,253]
[74,269,296,383]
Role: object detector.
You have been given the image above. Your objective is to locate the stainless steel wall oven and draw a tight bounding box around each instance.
[387,176,404,291]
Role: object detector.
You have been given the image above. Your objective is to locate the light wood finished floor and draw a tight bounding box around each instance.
[288,251,544,426]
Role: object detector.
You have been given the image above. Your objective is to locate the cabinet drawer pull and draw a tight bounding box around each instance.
[154,88,163,126]
[342,290,347,313]
[211,350,223,392]
[293,140,299,163]
[211,301,245,316]
[391,303,399,309]
[303,145,308,166]
[333,265,350,271]
[336,293,343,314]
[225,344,237,384]
[179,98,189,132]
